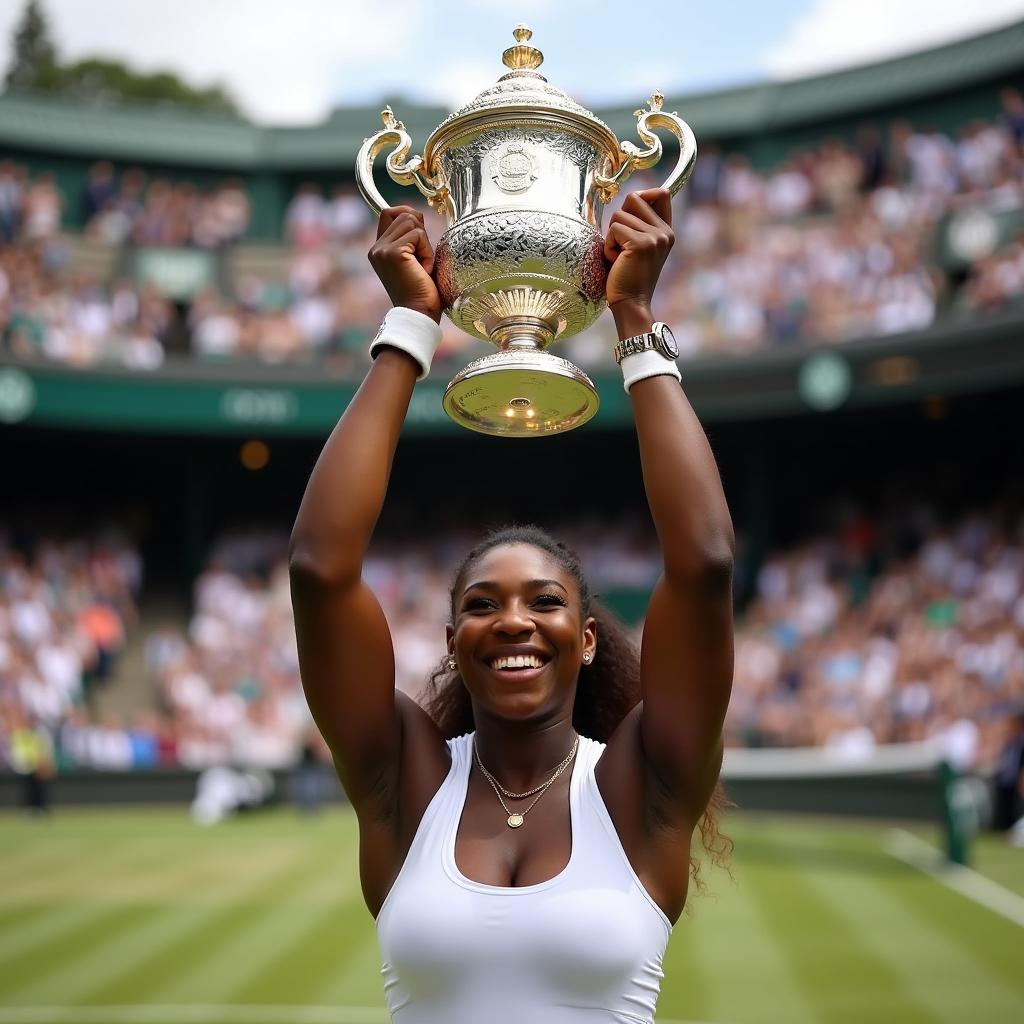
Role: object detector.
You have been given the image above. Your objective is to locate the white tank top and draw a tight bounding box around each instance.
[376,732,673,1024]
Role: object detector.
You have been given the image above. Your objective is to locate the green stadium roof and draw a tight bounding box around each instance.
[0,19,1022,169]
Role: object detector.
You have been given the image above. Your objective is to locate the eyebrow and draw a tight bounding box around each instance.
[463,578,569,595]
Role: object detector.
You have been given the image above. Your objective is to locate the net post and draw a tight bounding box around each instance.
[939,759,973,867]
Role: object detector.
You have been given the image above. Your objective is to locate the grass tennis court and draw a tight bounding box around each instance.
[1,808,1021,1024]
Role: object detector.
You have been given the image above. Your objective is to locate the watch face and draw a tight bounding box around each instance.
[655,323,679,359]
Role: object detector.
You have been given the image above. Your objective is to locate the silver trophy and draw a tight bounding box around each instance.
[357,24,696,436]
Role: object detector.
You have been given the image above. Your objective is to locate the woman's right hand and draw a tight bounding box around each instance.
[368,206,442,323]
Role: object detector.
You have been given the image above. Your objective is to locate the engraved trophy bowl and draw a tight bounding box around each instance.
[356,24,697,437]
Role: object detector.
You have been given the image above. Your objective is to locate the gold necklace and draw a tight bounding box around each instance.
[478,738,580,799]
[473,735,579,829]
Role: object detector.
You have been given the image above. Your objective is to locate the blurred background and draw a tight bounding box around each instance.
[1,1,1023,1022]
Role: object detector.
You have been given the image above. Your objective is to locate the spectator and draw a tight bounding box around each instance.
[285,183,329,250]
[22,172,63,242]
[81,161,116,223]
[999,87,1024,146]
[0,160,25,243]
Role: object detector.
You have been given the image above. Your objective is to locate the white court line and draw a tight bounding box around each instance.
[0,1008,722,1024]
[0,1009,379,1024]
[0,1008,723,1024]
[885,828,1024,928]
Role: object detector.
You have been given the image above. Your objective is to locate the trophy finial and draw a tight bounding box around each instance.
[635,93,665,120]
[503,23,544,71]
[381,105,404,131]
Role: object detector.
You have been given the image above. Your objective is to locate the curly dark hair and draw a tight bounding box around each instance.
[419,523,733,898]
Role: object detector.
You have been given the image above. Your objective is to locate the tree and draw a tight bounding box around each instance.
[4,0,59,91]
[53,59,238,114]
[3,0,240,115]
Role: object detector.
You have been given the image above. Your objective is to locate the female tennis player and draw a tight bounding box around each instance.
[289,188,734,1023]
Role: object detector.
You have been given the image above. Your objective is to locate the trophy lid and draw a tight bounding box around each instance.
[423,24,620,162]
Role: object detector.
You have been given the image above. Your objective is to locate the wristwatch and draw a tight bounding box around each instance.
[613,322,680,364]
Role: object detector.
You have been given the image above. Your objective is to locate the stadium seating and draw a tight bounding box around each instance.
[2,89,1022,372]
[4,501,1019,775]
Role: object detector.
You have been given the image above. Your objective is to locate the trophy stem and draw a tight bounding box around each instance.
[489,317,554,352]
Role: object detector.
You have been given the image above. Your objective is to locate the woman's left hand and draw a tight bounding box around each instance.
[604,188,674,312]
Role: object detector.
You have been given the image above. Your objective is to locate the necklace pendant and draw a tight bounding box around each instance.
[507,813,525,828]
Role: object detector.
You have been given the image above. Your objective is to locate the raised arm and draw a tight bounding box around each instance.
[606,190,736,822]
[288,207,441,807]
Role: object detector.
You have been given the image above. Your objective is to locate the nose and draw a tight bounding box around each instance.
[492,600,534,636]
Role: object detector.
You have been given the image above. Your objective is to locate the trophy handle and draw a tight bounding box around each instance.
[356,106,449,216]
[595,92,697,203]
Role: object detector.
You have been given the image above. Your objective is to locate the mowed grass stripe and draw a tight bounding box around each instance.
[805,854,1024,1022]
[671,863,820,1024]
[806,843,1024,1019]
[84,839,327,906]
[0,832,189,971]
[0,904,153,1000]
[151,893,358,1004]
[314,937,390,1008]
[79,846,347,1005]
[972,833,1024,898]
[663,868,815,1024]
[0,903,139,981]
[148,850,361,1002]
[657,922,713,1023]
[3,901,237,1005]
[0,836,114,893]
[743,842,942,1024]
[40,847,324,1007]
[227,886,371,1004]
[1,837,201,906]
[884,855,1024,993]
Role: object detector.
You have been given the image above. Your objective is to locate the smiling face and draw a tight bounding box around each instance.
[447,543,597,725]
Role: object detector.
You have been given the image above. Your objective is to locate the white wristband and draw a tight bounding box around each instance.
[620,350,682,393]
[369,306,443,381]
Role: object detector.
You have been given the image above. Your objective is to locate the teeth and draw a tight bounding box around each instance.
[491,654,543,670]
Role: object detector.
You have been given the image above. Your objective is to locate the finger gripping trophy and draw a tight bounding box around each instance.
[357,24,697,436]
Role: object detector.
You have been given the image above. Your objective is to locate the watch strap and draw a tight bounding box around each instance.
[613,321,678,363]
[613,331,658,364]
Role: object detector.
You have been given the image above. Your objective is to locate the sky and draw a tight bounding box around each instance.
[0,0,1022,125]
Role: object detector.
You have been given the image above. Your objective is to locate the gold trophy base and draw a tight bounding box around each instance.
[442,348,599,437]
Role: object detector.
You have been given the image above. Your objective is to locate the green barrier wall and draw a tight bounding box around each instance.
[3,309,1023,436]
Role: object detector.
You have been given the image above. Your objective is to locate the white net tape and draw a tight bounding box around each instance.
[721,740,945,779]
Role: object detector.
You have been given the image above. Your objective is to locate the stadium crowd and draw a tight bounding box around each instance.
[2,90,1023,370]
[0,240,173,369]
[0,160,251,249]
[0,529,140,773]
[2,501,1023,778]
[729,506,1024,771]
[957,229,1024,316]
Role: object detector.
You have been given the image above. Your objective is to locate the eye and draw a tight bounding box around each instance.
[463,597,496,611]
[534,593,567,607]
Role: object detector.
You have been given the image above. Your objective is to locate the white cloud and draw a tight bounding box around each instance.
[764,0,1024,79]
[0,0,427,124]
[416,60,498,109]
[2,1,1021,124]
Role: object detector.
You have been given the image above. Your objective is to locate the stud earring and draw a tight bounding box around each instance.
[582,652,592,664]
[446,655,457,672]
